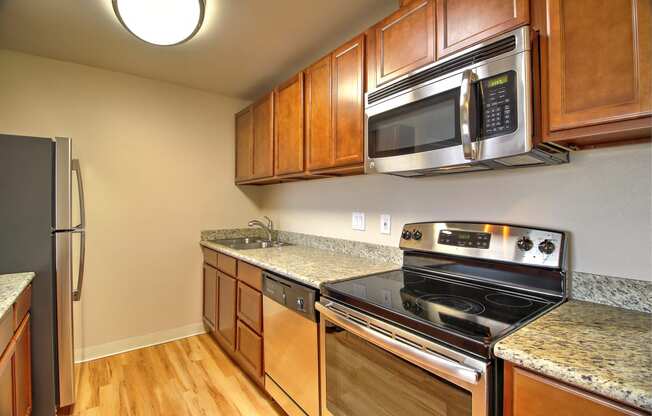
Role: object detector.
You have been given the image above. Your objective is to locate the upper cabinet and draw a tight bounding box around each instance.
[306,35,365,172]
[252,93,275,179]
[370,0,435,89]
[534,0,651,148]
[274,73,305,177]
[436,0,529,58]
[235,107,253,182]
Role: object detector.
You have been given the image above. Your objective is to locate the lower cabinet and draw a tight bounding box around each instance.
[0,286,32,416]
[202,247,265,387]
[216,271,237,352]
[504,362,647,416]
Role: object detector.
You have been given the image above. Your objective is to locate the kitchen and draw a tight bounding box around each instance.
[0,0,650,415]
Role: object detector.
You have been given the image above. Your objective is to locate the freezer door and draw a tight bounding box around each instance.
[54,137,76,407]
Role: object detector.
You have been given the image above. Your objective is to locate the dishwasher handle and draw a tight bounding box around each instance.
[263,272,318,322]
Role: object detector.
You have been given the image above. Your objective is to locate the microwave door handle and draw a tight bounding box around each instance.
[460,69,476,160]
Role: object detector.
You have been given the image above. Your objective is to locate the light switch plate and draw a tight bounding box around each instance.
[380,214,391,235]
[352,212,365,231]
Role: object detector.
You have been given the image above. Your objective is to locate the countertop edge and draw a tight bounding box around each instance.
[0,272,35,321]
[200,241,400,289]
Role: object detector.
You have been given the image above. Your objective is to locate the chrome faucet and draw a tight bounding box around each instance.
[248,216,274,242]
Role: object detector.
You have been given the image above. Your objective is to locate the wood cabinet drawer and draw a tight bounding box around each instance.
[217,253,237,276]
[13,284,31,330]
[202,247,218,268]
[235,319,263,382]
[237,261,262,291]
[237,282,262,334]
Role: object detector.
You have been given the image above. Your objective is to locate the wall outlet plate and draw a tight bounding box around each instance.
[380,214,391,235]
[352,212,365,231]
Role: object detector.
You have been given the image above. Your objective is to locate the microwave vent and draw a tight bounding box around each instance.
[368,35,517,105]
[494,154,545,167]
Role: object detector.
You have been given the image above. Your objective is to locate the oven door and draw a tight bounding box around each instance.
[364,27,532,175]
[316,300,490,416]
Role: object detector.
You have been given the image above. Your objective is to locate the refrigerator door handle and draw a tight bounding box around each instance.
[72,159,85,302]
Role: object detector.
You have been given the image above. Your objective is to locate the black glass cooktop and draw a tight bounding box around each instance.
[321,269,557,357]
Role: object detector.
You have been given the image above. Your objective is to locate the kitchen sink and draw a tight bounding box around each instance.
[211,237,291,250]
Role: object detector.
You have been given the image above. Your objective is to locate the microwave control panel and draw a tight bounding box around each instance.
[481,71,517,137]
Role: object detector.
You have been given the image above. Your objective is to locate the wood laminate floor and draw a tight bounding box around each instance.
[62,334,285,416]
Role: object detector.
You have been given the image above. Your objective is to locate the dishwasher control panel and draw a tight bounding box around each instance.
[263,272,318,322]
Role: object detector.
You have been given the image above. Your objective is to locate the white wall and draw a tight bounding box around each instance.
[259,143,652,281]
[0,50,261,359]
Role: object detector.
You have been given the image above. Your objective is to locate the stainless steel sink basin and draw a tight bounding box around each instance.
[211,238,291,250]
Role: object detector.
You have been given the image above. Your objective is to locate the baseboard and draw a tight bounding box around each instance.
[74,322,207,363]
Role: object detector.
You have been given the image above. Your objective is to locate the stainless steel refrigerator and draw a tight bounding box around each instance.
[0,134,86,415]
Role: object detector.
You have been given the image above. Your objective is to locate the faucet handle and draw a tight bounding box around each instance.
[264,216,273,230]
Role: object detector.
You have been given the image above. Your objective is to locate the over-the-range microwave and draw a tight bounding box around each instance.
[364,26,569,177]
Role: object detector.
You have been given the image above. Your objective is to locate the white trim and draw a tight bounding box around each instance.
[74,322,207,363]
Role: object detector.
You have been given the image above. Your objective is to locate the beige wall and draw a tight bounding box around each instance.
[259,143,652,281]
[0,49,261,359]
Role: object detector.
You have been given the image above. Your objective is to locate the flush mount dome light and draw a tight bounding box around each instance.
[113,0,205,46]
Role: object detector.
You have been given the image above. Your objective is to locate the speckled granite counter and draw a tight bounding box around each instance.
[0,273,35,321]
[495,300,652,411]
[200,240,400,288]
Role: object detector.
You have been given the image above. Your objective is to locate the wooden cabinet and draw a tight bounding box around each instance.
[305,55,333,171]
[306,35,365,173]
[275,73,305,177]
[371,0,435,88]
[237,282,262,334]
[504,362,647,416]
[216,271,237,351]
[436,0,529,58]
[533,0,651,148]
[0,287,32,416]
[235,320,263,381]
[252,92,275,179]
[235,107,253,182]
[13,317,31,416]
[202,264,217,331]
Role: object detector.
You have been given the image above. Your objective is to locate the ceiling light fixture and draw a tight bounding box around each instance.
[112,0,205,46]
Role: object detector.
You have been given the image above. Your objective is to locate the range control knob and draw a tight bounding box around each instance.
[538,239,556,255]
[516,237,534,251]
[402,230,412,240]
[413,230,423,241]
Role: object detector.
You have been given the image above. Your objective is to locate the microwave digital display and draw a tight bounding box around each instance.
[488,74,509,88]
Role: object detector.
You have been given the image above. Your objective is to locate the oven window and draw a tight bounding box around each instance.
[324,321,472,416]
[368,88,461,159]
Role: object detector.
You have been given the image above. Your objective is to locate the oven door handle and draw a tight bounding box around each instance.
[460,69,477,160]
[317,302,481,385]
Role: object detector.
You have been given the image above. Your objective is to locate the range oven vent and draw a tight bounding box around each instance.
[368,35,517,105]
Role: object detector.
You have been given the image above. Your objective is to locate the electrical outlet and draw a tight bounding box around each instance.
[352,212,365,231]
[380,214,391,235]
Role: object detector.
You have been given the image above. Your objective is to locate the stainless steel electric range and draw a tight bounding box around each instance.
[315,222,567,416]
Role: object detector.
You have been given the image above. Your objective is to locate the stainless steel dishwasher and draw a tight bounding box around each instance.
[263,271,320,416]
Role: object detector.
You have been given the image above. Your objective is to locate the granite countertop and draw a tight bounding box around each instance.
[495,300,652,412]
[200,240,400,288]
[0,273,35,321]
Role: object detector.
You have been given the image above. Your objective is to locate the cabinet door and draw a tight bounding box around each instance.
[0,352,12,416]
[275,73,305,176]
[332,35,365,167]
[235,320,263,380]
[252,92,274,179]
[14,316,31,416]
[202,264,217,332]
[436,0,529,58]
[235,106,253,182]
[217,272,237,351]
[237,282,262,334]
[545,0,651,133]
[504,363,645,416]
[374,0,435,87]
[305,55,333,171]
